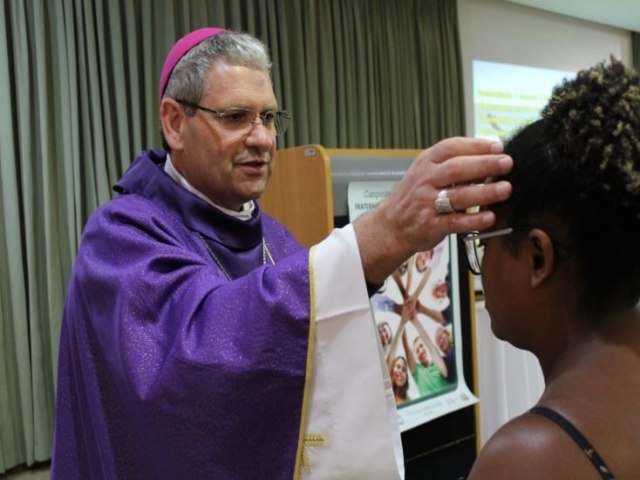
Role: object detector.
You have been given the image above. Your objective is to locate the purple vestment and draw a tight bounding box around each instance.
[52,150,311,479]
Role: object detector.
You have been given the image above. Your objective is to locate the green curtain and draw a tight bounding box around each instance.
[262,0,465,148]
[0,0,463,471]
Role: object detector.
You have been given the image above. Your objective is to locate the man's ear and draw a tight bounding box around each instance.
[160,98,186,151]
[528,229,555,288]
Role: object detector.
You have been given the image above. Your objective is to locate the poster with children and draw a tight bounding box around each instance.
[348,181,478,432]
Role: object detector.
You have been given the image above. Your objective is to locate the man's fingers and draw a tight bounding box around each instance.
[428,181,512,237]
[435,154,513,187]
[427,137,504,165]
[435,209,498,235]
[444,181,512,213]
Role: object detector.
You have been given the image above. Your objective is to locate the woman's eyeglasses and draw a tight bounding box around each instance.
[461,226,570,275]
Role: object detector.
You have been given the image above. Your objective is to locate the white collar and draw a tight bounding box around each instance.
[163,153,255,221]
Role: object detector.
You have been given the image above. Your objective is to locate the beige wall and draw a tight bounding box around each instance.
[458,0,632,137]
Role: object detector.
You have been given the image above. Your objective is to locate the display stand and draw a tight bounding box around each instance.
[261,145,481,479]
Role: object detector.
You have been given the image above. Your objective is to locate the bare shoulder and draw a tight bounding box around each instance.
[468,412,600,480]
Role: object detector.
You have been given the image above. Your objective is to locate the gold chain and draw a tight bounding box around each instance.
[198,233,274,280]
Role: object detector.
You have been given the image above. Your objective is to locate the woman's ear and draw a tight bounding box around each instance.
[528,229,556,288]
[160,98,186,151]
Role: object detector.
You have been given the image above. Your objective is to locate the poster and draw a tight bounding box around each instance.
[348,181,478,432]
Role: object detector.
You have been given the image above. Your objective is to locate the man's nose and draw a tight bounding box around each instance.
[245,121,275,149]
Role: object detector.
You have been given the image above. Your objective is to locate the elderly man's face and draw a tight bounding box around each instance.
[175,62,278,211]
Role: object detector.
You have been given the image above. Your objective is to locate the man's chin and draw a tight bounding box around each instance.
[245,188,266,202]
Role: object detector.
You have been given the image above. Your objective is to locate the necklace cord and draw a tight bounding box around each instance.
[198,233,274,281]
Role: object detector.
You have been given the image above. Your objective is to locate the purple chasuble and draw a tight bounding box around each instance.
[52,150,311,479]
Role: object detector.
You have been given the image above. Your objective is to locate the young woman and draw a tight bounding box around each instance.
[389,355,410,405]
[467,58,640,479]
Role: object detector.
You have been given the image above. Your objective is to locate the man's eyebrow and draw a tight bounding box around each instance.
[218,104,279,112]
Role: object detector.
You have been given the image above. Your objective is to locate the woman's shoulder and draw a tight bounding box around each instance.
[467,410,603,480]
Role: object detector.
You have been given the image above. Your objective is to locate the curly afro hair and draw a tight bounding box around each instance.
[543,56,640,210]
[497,57,640,314]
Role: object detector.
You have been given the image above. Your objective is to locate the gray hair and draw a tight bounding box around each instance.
[162,30,272,104]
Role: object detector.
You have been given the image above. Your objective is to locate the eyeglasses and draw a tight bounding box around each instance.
[462,228,516,275]
[175,99,291,136]
[461,226,570,275]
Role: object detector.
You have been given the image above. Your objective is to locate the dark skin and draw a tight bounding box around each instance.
[469,228,640,479]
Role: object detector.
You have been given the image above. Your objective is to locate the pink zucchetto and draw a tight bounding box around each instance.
[158,27,227,100]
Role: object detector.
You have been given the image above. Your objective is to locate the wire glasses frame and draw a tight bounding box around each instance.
[462,227,517,275]
[175,99,291,136]
[462,226,570,275]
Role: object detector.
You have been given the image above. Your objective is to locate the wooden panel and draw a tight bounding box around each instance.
[325,148,422,157]
[260,145,334,247]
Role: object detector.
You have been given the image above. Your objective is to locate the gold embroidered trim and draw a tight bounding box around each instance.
[293,248,318,479]
[300,433,327,474]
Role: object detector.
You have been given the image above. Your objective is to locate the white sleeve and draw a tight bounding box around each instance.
[300,225,404,480]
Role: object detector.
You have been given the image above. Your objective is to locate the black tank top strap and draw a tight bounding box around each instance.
[529,406,616,480]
